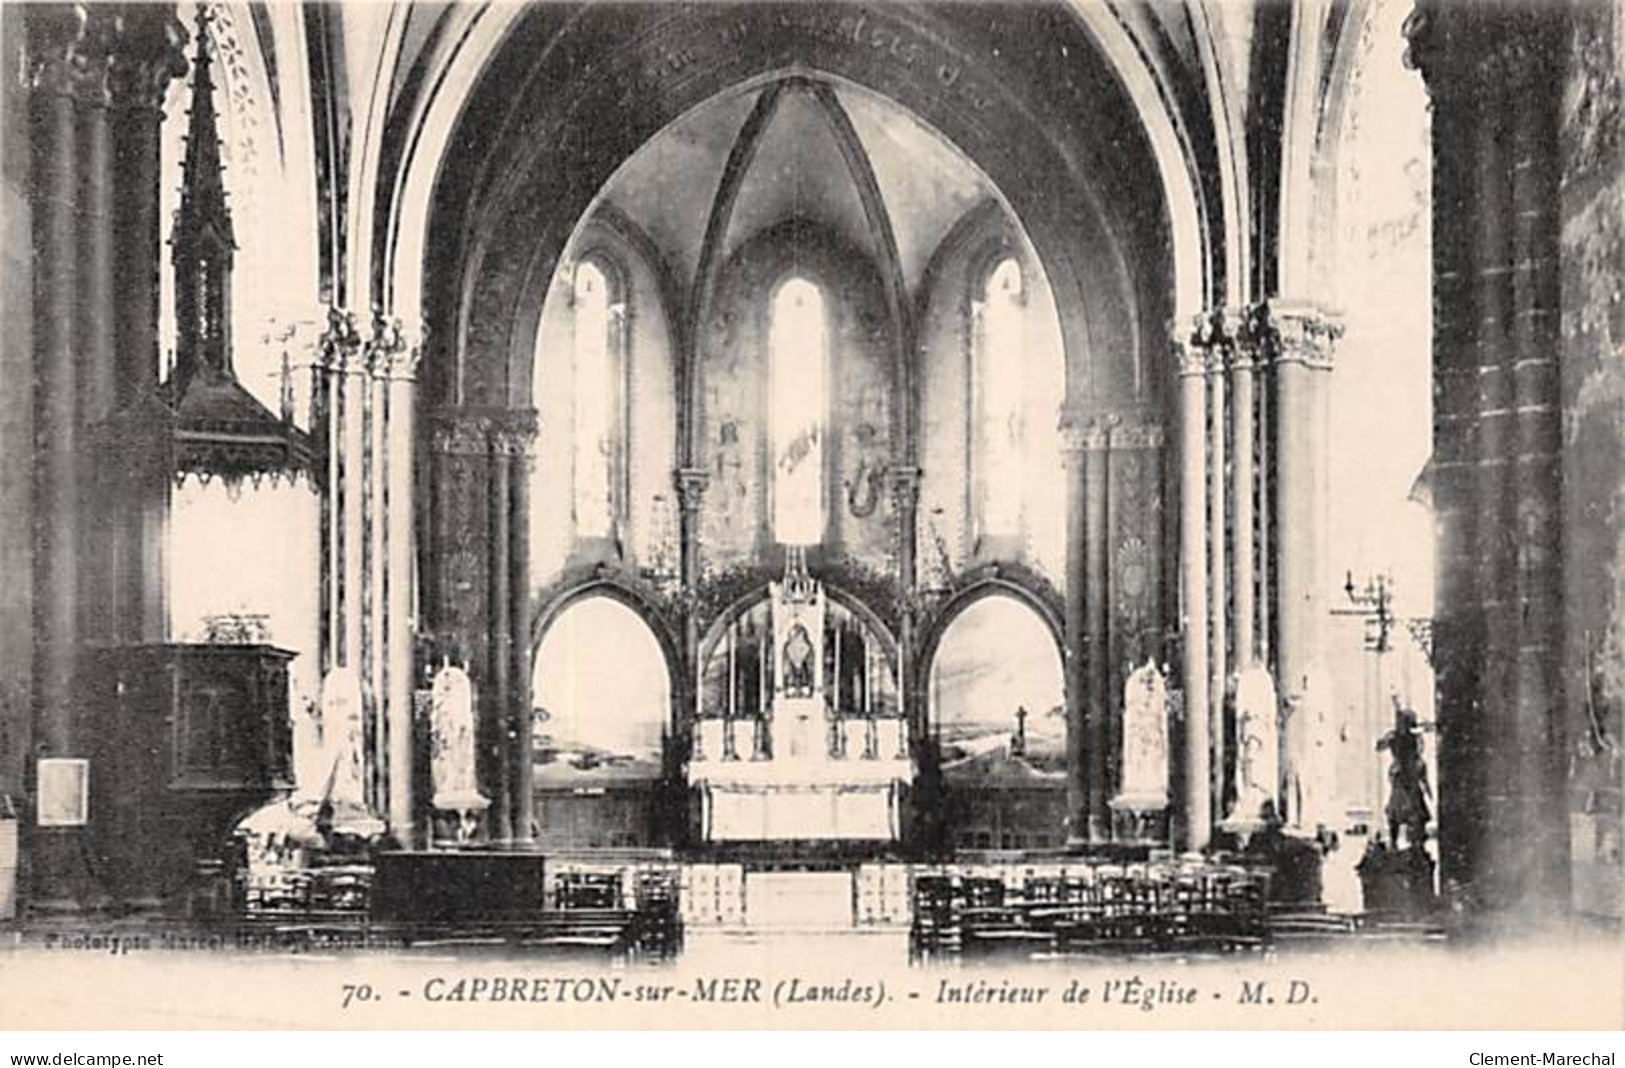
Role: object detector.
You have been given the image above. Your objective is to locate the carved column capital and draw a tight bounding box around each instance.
[316,305,364,373]
[674,467,709,512]
[428,410,496,456]
[1171,307,1238,378]
[30,6,120,106]
[1058,410,1114,457]
[1110,418,1165,451]
[1171,338,1211,378]
[364,310,409,378]
[106,7,188,113]
[486,410,539,458]
[1261,301,1343,371]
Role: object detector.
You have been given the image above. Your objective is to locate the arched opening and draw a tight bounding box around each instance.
[1320,0,1436,911]
[927,591,1066,851]
[530,594,672,848]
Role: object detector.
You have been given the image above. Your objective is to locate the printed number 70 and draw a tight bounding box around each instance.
[341,983,378,1008]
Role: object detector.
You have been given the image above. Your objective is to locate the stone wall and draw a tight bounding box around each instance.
[1559,0,1624,922]
[0,4,34,805]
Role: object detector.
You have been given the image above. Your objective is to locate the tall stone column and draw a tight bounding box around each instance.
[108,6,185,408]
[27,8,92,908]
[1408,6,1571,917]
[1503,41,1565,910]
[1059,412,1090,847]
[1262,302,1339,831]
[1204,317,1230,816]
[1174,334,1212,852]
[73,14,115,434]
[675,467,709,719]
[888,465,922,742]
[361,319,384,815]
[493,411,538,846]
[425,410,493,837]
[1407,7,1488,900]
[1084,421,1112,843]
[30,10,88,773]
[487,428,512,844]
[314,307,362,676]
[106,7,185,644]
[1232,327,1260,668]
[376,320,420,845]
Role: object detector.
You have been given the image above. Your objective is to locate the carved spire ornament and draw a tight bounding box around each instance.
[162,4,312,484]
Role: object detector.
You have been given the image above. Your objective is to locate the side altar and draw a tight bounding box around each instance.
[690,551,912,842]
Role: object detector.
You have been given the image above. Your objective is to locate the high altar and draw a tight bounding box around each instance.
[690,552,911,842]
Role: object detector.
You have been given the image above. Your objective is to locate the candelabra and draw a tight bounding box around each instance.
[1337,571,1397,653]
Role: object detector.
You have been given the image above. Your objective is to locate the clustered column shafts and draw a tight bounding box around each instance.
[315,310,429,845]
[1172,301,1337,851]
[420,406,538,846]
[1258,302,1339,833]
[23,5,186,905]
[1060,413,1113,847]
[30,5,187,751]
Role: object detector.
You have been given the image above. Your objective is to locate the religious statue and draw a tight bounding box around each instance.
[1377,700,1432,850]
[1285,660,1337,836]
[429,662,488,841]
[313,666,384,839]
[1226,664,1281,831]
[1113,659,1170,812]
[782,623,815,697]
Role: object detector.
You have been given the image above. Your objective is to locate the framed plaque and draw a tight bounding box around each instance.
[36,758,88,827]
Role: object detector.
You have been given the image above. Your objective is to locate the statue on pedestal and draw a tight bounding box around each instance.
[429,663,488,842]
[1112,660,1170,829]
[312,665,385,840]
[1357,703,1439,917]
[1285,660,1337,838]
[1224,664,1281,837]
[1378,700,1432,850]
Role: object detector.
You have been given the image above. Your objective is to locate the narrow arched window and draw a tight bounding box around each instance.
[572,259,622,539]
[771,276,827,545]
[974,256,1025,540]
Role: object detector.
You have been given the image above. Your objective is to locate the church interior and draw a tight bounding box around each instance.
[0,0,1620,959]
